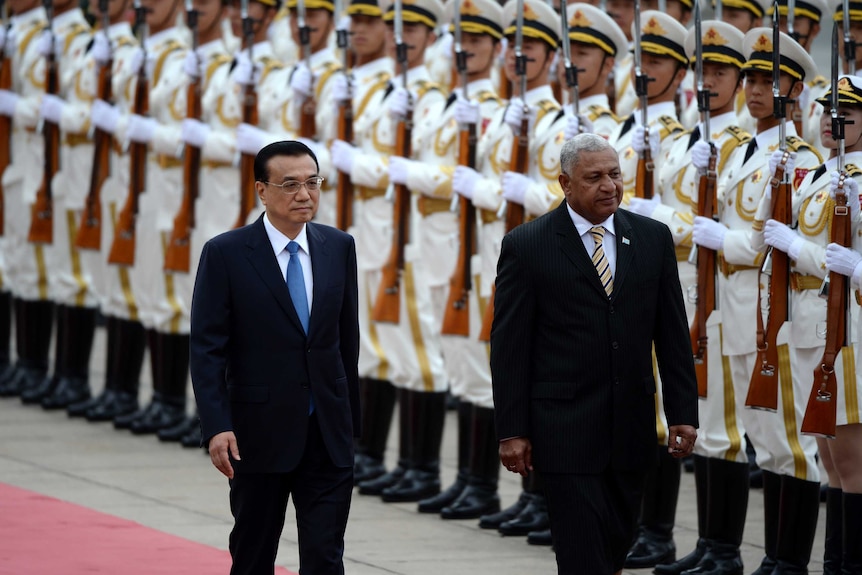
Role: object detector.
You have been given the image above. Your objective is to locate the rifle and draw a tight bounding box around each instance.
[689,0,718,399]
[297,0,316,139]
[844,0,856,75]
[107,0,148,266]
[233,0,259,229]
[747,6,791,411]
[785,0,805,134]
[28,0,59,245]
[334,5,354,231]
[801,29,852,438]
[479,0,529,342]
[559,0,583,131]
[75,0,112,251]
[441,0,475,337]
[371,0,412,324]
[0,0,11,237]
[164,0,201,272]
[633,0,654,200]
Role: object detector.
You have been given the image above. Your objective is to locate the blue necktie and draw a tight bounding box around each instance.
[286,241,313,413]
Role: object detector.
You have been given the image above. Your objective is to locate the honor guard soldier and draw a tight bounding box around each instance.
[77,1,146,423]
[608,10,687,206]
[451,0,560,541]
[604,0,635,118]
[821,75,862,575]
[685,27,821,575]
[388,0,505,520]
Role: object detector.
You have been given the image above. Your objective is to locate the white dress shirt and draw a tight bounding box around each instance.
[263,214,314,314]
[566,203,617,278]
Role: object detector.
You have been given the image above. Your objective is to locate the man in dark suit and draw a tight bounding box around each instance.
[490,133,698,575]
[190,141,360,575]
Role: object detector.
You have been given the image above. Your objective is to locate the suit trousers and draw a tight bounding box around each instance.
[228,414,354,575]
[543,468,645,575]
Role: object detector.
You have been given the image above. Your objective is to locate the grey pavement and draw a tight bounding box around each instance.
[0,325,829,574]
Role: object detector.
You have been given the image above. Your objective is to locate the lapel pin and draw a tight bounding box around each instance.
[622,237,630,245]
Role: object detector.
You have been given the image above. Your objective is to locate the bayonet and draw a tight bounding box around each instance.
[786,0,796,41]
[633,0,653,169]
[559,0,582,122]
[454,0,468,100]
[843,0,855,74]
[772,0,787,157]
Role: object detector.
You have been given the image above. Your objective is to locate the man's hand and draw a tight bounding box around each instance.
[208,431,241,479]
[667,425,696,458]
[499,437,532,477]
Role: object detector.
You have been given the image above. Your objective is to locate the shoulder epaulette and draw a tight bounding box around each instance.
[585,104,619,123]
[786,135,824,163]
[723,125,751,144]
[414,79,443,101]
[844,163,862,177]
[62,22,91,53]
[315,61,343,99]
[657,115,683,139]
[152,39,185,85]
[258,56,284,82]
[205,53,232,84]
[474,89,502,106]
[19,22,49,57]
[535,99,561,126]
[114,36,136,49]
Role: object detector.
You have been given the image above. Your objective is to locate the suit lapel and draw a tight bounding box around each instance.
[554,202,609,299]
[307,223,330,339]
[245,217,306,335]
[611,210,634,300]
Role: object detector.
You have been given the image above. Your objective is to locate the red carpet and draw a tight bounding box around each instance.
[0,483,296,574]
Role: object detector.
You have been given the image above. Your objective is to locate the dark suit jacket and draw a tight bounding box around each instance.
[490,201,698,474]
[190,216,360,474]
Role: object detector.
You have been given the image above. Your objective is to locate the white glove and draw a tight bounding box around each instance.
[126,114,157,144]
[36,29,58,58]
[181,118,211,148]
[768,149,797,180]
[233,50,258,87]
[236,123,272,156]
[296,136,323,159]
[628,195,662,218]
[830,171,861,220]
[331,139,357,174]
[763,219,804,259]
[129,47,152,77]
[454,97,480,126]
[183,50,203,79]
[453,165,481,200]
[691,140,713,171]
[331,73,352,102]
[92,31,112,66]
[91,99,120,133]
[436,32,453,59]
[692,216,727,251]
[501,171,530,205]
[39,94,66,124]
[388,156,414,186]
[2,26,16,58]
[632,124,660,157]
[825,243,862,286]
[563,113,594,140]
[290,62,314,98]
[337,15,351,31]
[387,87,412,119]
[504,98,536,134]
[0,89,19,117]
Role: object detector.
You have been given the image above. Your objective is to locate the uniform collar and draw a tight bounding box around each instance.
[12,7,47,29]
[146,27,185,51]
[524,84,555,106]
[754,120,798,151]
[352,56,393,82]
[309,47,335,68]
[579,93,610,109]
[634,101,676,125]
[107,21,133,40]
[52,8,86,32]
[392,64,432,88]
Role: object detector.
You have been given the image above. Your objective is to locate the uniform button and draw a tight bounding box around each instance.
[612,341,619,349]
[609,305,615,314]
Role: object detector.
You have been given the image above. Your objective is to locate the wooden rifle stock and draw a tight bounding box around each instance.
[107,67,149,266]
[164,77,202,273]
[746,162,791,411]
[690,148,717,398]
[233,82,258,229]
[635,146,654,199]
[335,95,354,231]
[28,49,60,245]
[801,179,851,438]
[606,73,616,115]
[372,108,412,324]
[299,93,316,140]
[479,113,530,342]
[75,56,113,251]
[441,123,477,337]
[0,47,12,237]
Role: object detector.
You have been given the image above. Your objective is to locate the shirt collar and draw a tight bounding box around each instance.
[566,202,616,239]
[263,214,310,257]
[755,120,798,151]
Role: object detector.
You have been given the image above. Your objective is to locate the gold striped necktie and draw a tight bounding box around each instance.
[590,226,613,297]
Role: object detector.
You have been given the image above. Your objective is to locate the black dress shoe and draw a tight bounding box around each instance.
[42,377,90,410]
[20,374,58,404]
[157,415,199,442]
[418,475,467,513]
[354,454,387,485]
[749,556,776,575]
[68,390,113,417]
[498,495,549,536]
[180,424,202,448]
[681,541,743,575]
[0,367,46,398]
[358,465,406,495]
[0,366,24,396]
[655,539,709,575]
[88,391,138,422]
[527,528,553,546]
[625,528,676,569]
[0,363,17,387]
[381,468,440,503]
[129,400,186,434]
[479,491,532,529]
[441,483,500,520]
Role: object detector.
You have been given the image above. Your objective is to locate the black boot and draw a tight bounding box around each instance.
[382,390,446,503]
[42,306,96,409]
[772,477,820,575]
[841,492,862,575]
[0,291,12,382]
[0,297,26,396]
[625,446,680,568]
[354,378,397,484]
[824,488,843,575]
[751,470,782,575]
[479,471,534,530]
[158,413,199,442]
[130,333,187,434]
[682,458,748,575]
[16,300,56,401]
[358,387,410,495]
[89,319,145,421]
[115,329,160,429]
[442,405,501,519]
[69,316,120,417]
[527,528,553,546]
[419,399,471,513]
[655,454,709,575]
[499,472,549,536]
[747,435,763,488]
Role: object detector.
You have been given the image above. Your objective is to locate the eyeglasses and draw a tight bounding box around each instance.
[261,177,325,194]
